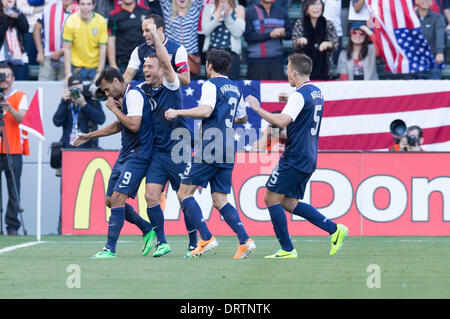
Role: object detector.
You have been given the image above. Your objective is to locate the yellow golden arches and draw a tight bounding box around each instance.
[73,157,112,229]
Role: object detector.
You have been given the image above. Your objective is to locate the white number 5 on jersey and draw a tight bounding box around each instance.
[311,104,322,136]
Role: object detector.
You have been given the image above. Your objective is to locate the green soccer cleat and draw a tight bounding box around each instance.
[91,248,116,259]
[152,243,171,257]
[329,224,349,256]
[142,230,156,256]
[264,248,298,259]
[184,245,196,258]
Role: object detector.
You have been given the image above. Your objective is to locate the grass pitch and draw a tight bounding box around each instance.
[1,235,450,299]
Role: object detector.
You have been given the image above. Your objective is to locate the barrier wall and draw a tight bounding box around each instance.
[61,150,450,236]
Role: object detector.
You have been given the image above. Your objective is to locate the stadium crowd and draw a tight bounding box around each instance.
[0,0,446,82]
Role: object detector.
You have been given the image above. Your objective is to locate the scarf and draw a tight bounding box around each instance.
[301,15,329,80]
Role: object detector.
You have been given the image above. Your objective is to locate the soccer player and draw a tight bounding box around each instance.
[245,53,348,259]
[122,14,190,86]
[138,23,197,257]
[72,68,156,258]
[165,48,256,259]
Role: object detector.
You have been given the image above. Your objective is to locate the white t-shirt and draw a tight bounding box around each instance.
[323,0,343,37]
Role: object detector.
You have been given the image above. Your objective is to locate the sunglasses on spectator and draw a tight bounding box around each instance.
[351,29,365,36]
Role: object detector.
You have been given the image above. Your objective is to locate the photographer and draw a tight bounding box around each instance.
[0,63,28,235]
[53,74,106,152]
[389,119,425,152]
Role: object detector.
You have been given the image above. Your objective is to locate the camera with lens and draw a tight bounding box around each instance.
[390,119,419,148]
[69,83,107,102]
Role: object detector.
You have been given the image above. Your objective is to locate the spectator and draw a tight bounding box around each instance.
[52,74,106,150]
[337,22,379,80]
[347,0,369,23]
[63,0,108,83]
[245,0,291,11]
[107,0,151,81]
[0,63,28,235]
[0,0,29,80]
[323,0,343,66]
[33,0,79,81]
[160,0,203,78]
[122,13,190,85]
[412,0,446,79]
[292,0,338,80]
[16,0,51,67]
[201,0,245,80]
[98,0,163,18]
[243,0,292,80]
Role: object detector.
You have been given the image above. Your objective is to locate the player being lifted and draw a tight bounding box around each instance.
[165,48,256,259]
[139,23,197,257]
[246,53,348,258]
[72,67,156,258]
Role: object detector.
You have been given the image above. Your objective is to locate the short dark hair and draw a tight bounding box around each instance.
[145,14,165,30]
[95,67,124,87]
[144,53,160,67]
[287,53,313,77]
[0,63,14,74]
[408,125,423,138]
[206,48,232,75]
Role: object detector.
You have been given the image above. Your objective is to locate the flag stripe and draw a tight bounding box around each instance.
[401,0,415,29]
[318,125,450,151]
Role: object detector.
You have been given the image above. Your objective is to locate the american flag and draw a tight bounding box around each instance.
[366,0,441,74]
[181,80,450,152]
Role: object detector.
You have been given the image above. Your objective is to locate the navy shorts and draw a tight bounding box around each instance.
[146,151,185,191]
[265,157,312,200]
[106,153,150,199]
[181,160,233,194]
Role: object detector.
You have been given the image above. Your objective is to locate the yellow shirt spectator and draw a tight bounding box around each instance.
[63,12,108,69]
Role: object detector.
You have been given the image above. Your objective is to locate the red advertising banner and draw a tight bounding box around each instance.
[61,150,450,236]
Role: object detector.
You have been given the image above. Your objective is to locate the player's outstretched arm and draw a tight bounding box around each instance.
[149,23,177,84]
[246,95,292,128]
[72,121,121,147]
[165,105,213,120]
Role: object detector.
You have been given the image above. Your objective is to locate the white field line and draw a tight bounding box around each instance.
[0,241,46,255]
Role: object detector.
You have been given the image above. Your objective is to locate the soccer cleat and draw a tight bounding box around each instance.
[189,236,218,257]
[142,229,156,256]
[184,245,196,258]
[91,248,116,259]
[329,224,349,256]
[264,248,298,259]
[152,242,171,257]
[233,238,256,259]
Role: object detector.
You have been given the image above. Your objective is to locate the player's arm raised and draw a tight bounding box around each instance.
[72,121,121,147]
[245,95,293,129]
[149,23,177,84]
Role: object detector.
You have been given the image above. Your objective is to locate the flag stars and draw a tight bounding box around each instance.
[185,87,194,96]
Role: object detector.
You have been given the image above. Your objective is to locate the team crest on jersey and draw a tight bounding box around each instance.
[92,28,98,36]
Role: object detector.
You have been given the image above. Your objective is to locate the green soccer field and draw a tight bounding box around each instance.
[1,235,450,299]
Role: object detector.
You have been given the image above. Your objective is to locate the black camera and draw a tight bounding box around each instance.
[0,73,7,82]
[70,87,82,99]
[407,135,419,147]
[390,119,407,139]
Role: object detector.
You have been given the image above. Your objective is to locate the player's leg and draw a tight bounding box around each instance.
[167,159,198,256]
[145,182,171,257]
[211,191,255,259]
[178,182,217,257]
[263,190,297,258]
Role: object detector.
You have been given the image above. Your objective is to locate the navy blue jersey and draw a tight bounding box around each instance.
[281,82,324,173]
[197,76,246,168]
[119,84,154,160]
[128,38,189,75]
[140,78,192,153]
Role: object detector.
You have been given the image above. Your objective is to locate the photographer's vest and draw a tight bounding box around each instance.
[0,90,29,155]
